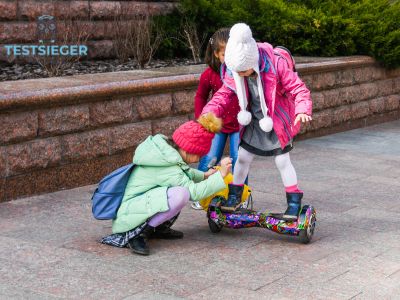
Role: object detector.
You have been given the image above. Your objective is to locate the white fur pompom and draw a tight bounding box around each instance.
[230,23,253,43]
[259,117,273,132]
[237,110,252,126]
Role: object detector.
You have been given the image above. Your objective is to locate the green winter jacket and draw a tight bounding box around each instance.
[112,134,226,234]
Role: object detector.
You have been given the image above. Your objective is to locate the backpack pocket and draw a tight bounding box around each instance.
[92,191,123,220]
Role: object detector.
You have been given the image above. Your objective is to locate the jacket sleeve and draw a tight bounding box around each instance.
[194,71,212,119]
[277,58,313,116]
[159,167,226,202]
[188,168,205,183]
[201,85,235,118]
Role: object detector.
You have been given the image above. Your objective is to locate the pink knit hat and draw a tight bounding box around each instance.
[172,113,222,156]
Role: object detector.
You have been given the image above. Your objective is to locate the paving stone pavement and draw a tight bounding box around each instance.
[1,120,400,300]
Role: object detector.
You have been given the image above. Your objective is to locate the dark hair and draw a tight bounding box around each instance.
[166,137,180,151]
[204,27,230,73]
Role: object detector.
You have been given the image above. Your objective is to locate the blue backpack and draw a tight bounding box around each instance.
[91,163,136,220]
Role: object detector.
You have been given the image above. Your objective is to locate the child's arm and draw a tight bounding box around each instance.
[201,85,235,119]
[187,168,205,183]
[187,167,219,183]
[194,71,212,119]
[161,167,226,202]
[277,59,312,117]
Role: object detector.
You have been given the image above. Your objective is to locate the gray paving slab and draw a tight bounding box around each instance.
[0,120,400,299]
[0,284,61,300]
[123,292,185,300]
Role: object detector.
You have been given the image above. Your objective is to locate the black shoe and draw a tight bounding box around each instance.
[127,225,154,256]
[221,184,244,212]
[283,192,303,221]
[152,226,184,239]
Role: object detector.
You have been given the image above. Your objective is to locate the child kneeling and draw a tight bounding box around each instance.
[101,113,231,255]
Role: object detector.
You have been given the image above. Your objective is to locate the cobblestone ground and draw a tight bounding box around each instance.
[0,120,399,299]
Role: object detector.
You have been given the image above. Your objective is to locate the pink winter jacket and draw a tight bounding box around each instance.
[194,66,240,133]
[202,42,312,149]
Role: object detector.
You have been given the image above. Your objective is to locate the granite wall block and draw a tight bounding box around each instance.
[0,111,38,144]
[38,105,90,136]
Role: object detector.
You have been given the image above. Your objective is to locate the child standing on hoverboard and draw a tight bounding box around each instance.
[202,23,312,220]
[191,27,243,210]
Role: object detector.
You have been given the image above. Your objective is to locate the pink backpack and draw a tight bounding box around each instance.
[274,46,296,97]
[274,46,296,72]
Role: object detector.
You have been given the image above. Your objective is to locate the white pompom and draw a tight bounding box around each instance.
[237,110,252,126]
[259,117,273,132]
[230,23,253,43]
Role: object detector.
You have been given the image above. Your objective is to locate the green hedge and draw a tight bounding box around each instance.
[155,0,399,68]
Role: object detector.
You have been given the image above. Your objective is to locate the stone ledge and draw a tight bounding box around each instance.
[1,55,399,202]
[2,110,399,202]
[0,93,192,146]
[2,150,133,201]
[297,56,376,75]
[0,56,376,112]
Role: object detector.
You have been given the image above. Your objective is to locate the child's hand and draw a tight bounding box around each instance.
[219,157,232,178]
[294,113,312,125]
[204,168,218,179]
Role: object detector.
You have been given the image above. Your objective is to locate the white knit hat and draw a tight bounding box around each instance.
[225,23,273,132]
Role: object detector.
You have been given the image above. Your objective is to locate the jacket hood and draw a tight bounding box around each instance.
[133,134,186,167]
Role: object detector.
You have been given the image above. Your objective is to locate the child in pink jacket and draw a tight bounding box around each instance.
[202,23,312,219]
[191,27,242,210]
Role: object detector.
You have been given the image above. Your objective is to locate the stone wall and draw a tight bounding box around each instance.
[0,0,177,62]
[298,60,400,139]
[0,56,399,202]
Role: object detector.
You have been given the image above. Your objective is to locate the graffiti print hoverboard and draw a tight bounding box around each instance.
[206,196,316,244]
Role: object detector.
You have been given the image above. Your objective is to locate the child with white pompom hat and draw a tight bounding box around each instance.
[201,23,312,219]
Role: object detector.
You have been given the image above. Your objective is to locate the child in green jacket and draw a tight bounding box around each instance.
[102,113,231,256]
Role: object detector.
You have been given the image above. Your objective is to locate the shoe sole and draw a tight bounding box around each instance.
[191,206,204,210]
[151,235,183,240]
[220,203,242,212]
[282,214,298,221]
[130,248,150,256]
[128,243,150,256]
[191,203,204,210]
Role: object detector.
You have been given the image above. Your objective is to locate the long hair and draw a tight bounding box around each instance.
[204,27,230,73]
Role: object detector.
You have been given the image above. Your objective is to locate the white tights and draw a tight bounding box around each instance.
[233,147,298,187]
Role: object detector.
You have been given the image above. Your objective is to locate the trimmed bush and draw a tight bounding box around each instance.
[155,0,399,68]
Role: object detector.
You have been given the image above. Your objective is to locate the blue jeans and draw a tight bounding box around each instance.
[198,132,248,184]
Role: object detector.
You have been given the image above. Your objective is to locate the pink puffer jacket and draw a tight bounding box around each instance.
[202,42,312,149]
